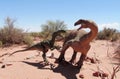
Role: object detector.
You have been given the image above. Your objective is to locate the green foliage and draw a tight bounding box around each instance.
[97,28,120,41]
[41,20,67,39]
[0,41,2,47]
[0,17,33,46]
[30,32,42,38]
[23,34,33,46]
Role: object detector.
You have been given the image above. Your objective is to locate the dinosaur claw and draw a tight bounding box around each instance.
[43,61,50,66]
[54,58,63,63]
[54,59,60,63]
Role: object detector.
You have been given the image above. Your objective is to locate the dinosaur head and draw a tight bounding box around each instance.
[74,19,88,30]
[50,30,66,47]
[53,30,66,37]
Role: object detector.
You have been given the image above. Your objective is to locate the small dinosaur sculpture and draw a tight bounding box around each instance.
[9,30,66,64]
[55,19,98,69]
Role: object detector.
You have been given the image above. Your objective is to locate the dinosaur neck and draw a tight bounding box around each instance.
[81,24,98,45]
[89,24,98,41]
[49,35,56,47]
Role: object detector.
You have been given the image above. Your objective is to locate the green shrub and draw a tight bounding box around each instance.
[30,32,42,38]
[0,27,25,44]
[41,20,67,39]
[0,41,2,47]
[0,17,33,46]
[23,34,33,46]
[97,28,120,41]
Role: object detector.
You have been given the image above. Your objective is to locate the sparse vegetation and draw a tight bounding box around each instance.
[97,28,120,41]
[30,32,42,38]
[41,20,67,39]
[0,17,33,46]
[0,18,120,78]
[113,44,120,64]
[23,34,33,46]
[111,65,120,79]
[0,41,2,47]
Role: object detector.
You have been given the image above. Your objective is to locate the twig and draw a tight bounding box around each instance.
[0,53,9,58]
[111,65,120,79]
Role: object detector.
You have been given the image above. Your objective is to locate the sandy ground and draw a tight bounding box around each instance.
[0,40,120,79]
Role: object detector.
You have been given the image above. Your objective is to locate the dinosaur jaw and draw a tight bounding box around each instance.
[74,20,82,29]
[74,21,80,26]
[74,19,84,26]
[78,26,83,30]
[74,22,83,30]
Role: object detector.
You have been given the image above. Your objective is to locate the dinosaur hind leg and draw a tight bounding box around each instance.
[69,51,77,64]
[42,52,49,65]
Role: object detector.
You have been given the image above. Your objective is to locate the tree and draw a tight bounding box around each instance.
[41,20,67,39]
[0,17,33,46]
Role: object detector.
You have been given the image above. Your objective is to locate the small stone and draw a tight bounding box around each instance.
[93,71,100,77]
[101,72,108,77]
[79,74,84,78]
[6,64,13,66]
[0,61,3,63]
[93,71,108,77]
[1,65,5,68]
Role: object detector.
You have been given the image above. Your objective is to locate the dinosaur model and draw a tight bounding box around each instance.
[9,30,66,64]
[55,19,98,69]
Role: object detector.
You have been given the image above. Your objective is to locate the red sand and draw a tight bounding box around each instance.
[0,40,120,79]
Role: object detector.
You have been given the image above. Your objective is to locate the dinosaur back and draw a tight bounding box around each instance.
[64,30,87,43]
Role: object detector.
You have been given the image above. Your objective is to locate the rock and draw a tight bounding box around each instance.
[79,74,84,78]
[93,71,108,77]
[1,65,5,68]
[6,64,13,66]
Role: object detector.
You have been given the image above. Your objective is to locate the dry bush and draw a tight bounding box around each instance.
[41,20,67,39]
[107,41,120,79]
[0,17,33,46]
[97,28,120,41]
[23,34,33,46]
[0,41,2,47]
[113,45,120,63]
[92,46,120,79]
[29,32,42,38]
[111,65,120,79]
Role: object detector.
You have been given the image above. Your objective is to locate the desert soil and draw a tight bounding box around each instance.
[0,40,120,79]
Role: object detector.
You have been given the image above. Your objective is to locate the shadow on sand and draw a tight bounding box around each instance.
[22,61,52,70]
[22,60,80,79]
[52,61,80,79]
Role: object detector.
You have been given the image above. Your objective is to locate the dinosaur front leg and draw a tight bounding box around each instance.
[55,44,69,63]
[42,52,49,65]
[57,52,65,62]
[69,51,77,64]
[75,45,90,69]
[54,51,65,63]
[76,54,86,69]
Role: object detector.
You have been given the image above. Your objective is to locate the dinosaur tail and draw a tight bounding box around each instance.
[9,45,36,56]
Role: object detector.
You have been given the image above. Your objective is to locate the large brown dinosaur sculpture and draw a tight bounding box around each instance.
[9,30,66,64]
[55,19,98,69]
